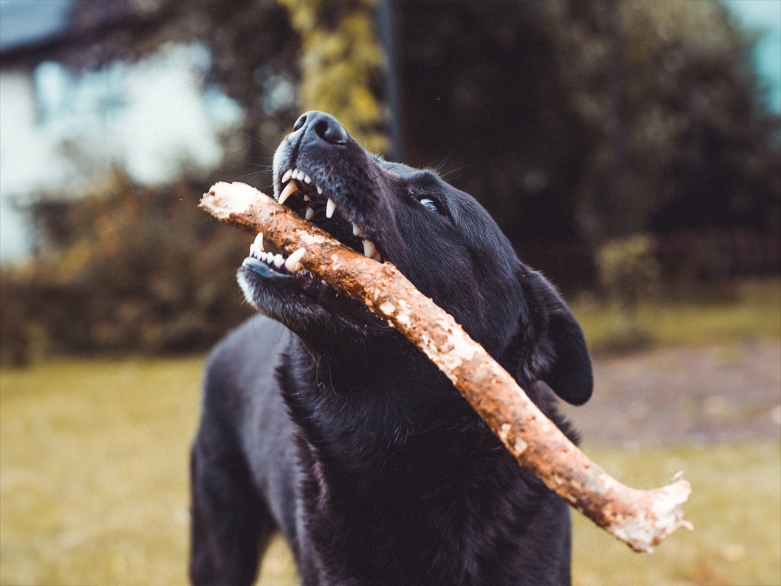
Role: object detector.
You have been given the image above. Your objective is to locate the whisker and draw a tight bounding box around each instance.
[245,132,278,154]
[434,149,457,174]
[440,163,471,180]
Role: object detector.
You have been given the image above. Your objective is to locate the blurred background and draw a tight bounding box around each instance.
[0,0,778,585]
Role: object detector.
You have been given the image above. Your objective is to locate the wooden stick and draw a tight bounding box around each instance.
[199,181,693,553]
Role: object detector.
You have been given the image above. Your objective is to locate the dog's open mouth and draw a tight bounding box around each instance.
[242,162,383,281]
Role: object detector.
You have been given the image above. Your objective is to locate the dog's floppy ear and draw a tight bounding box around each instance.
[515,268,593,406]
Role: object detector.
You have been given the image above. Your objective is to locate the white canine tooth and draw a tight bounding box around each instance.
[250,243,256,257]
[305,207,314,220]
[317,185,323,195]
[304,174,312,184]
[352,223,365,237]
[284,248,306,272]
[253,232,264,252]
[278,180,299,205]
[326,198,337,218]
[363,239,377,259]
[281,169,292,183]
[273,254,285,268]
[294,262,303,272]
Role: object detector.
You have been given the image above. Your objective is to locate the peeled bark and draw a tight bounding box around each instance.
[200,181,693,553]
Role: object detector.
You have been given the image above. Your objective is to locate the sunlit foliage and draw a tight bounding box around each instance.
[279,0,389,153]
[0,170,252,366]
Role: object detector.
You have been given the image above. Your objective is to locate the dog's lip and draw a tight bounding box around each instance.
[274,165,385,263]
[242,256,292,279]
[241,236,385,328]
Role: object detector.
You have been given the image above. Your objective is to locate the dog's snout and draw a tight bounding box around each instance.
[295,111,349,146]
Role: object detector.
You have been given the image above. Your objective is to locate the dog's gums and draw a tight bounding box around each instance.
[274,165,383,262]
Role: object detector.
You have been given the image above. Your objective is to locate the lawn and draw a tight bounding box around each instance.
[2,358,779,586]
[1,279,779,585]
[571,278,781,350]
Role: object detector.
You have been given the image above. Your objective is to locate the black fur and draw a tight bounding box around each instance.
[190,112,593,586]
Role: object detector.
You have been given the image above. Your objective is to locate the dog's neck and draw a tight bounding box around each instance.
[281,334,490,470]
[279,337,550,586]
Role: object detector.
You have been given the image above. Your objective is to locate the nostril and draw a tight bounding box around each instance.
[314,119,347,145]
[293,114,307,131]
[296,111,349,146]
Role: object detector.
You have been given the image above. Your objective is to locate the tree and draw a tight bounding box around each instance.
[279,0,389,153]
[390,0,780,245]
[554,0,780,240]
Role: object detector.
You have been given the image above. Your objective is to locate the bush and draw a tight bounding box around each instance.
[0,171,253,366]
[594,234,660,353]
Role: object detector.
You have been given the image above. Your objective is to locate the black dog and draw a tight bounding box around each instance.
[189,111,593,586]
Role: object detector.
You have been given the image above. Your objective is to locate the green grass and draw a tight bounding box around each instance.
[2,358,780,586]
[0,358,204,586]
[571,278,781,351]
[0,358,298,586]
[572,442,781,586]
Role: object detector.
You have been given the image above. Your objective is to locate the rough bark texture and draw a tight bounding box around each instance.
[199,181,693,553]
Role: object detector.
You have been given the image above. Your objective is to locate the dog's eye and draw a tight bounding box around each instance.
[419,198,438,212]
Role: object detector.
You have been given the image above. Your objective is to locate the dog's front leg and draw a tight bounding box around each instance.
[189,429,274,586]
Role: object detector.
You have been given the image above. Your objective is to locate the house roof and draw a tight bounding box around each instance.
[0,0,72,52]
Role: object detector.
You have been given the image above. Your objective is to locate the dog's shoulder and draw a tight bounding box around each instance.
[201,316,291,420]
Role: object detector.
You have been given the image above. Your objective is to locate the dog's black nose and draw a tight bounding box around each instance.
[293,111,349,146]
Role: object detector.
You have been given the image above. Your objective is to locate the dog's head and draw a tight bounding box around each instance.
[239,111,591,405]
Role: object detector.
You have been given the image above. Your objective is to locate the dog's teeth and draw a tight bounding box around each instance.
[293,170,303,181]
[326,198,337,218]
[285,247,306,272]
[273,254,285,268]
[303,195,311,202]
[279,180,299,205]
[317,185,323,195]
[249,243,256,257]
[281,169,292,184]
[352,223,365,237]
[303,174,312,184]
[305,207,314,220]
[253,232,264,252]
[363,239,377,259]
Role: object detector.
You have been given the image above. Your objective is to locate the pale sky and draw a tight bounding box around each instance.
[723,0,781,112]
